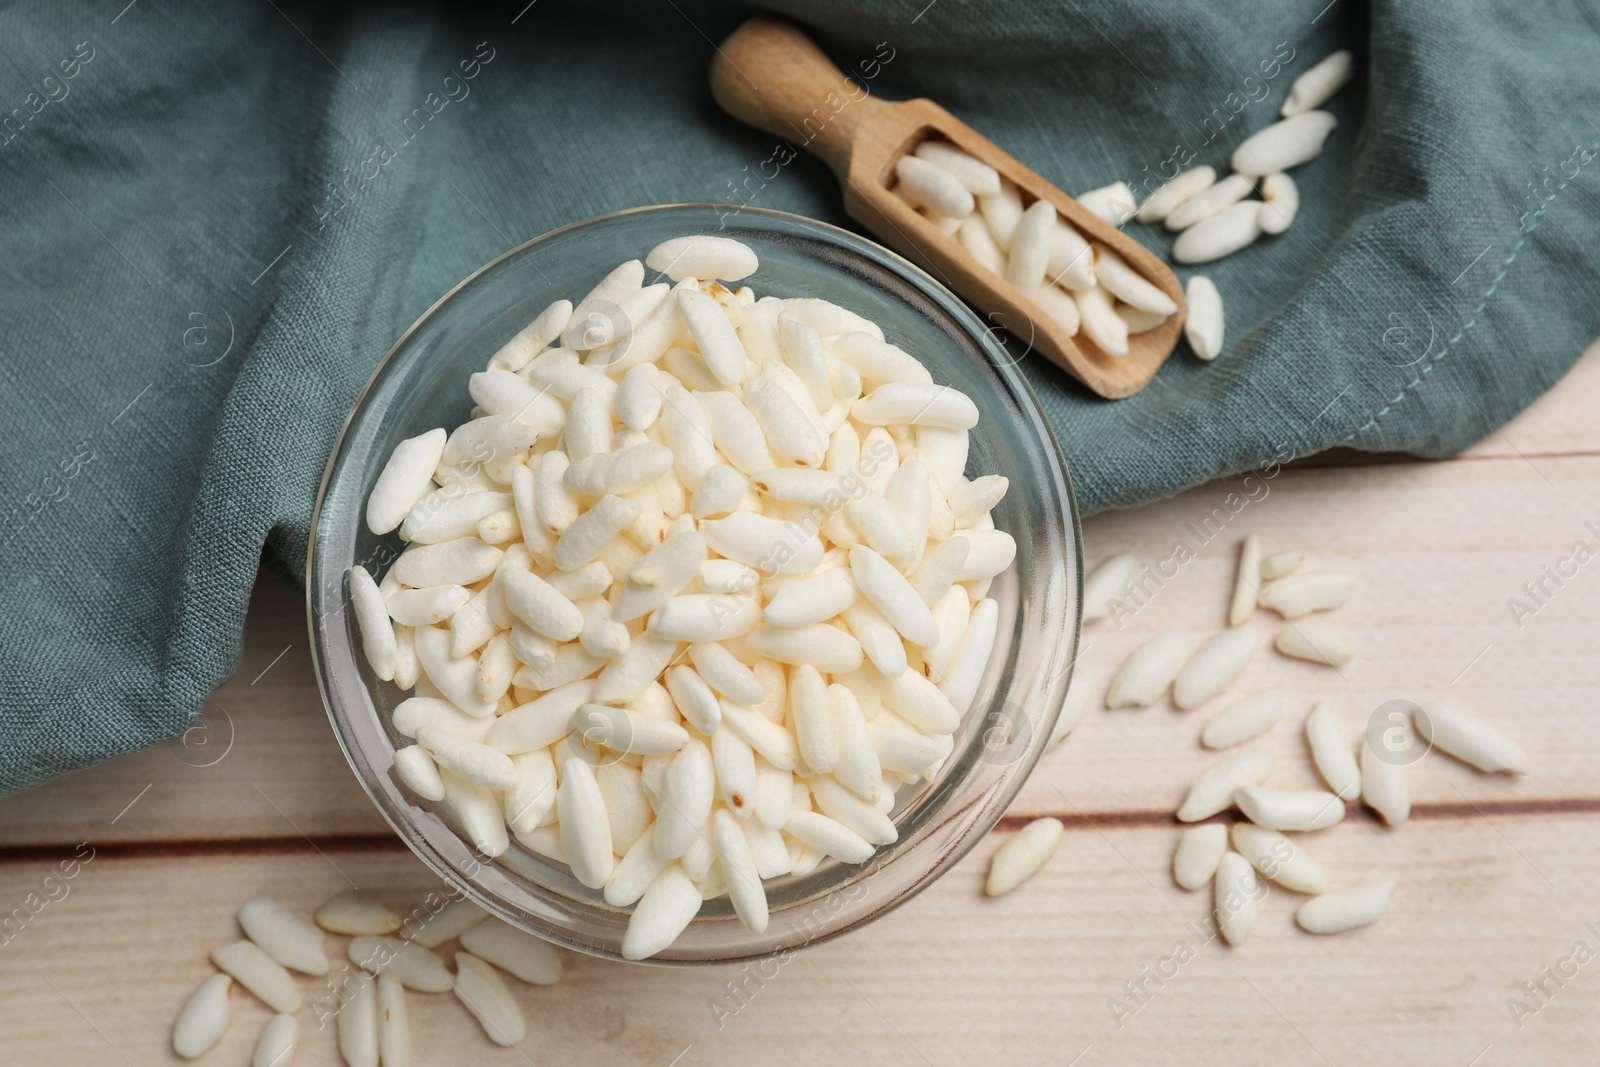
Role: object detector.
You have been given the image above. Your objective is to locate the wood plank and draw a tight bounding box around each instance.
[1461,338,1600,460]
[1011,450,1600,821]
[1,816,1592,1066]
[0,578,390,848]
[1,342,1596,1065]
[5,451,1597,849]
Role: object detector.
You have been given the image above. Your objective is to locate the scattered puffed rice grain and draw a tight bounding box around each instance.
[1415,702,1528,774]
[1275,622,1354,665]
[1231,823,1329,894]
[1106,631,1190,709]
[985,817,1063,896]
[1173,629,1259,710]
[1259,549,1304,580]
[1201,689,1282,749]
[316,895,402,937]
[173,974,233,1060]
[1164,173,1256,231]
[1077,182,1136,226]
[403,898,487,948]
[622,863,702,960]
[1184,275,1224,361]
[1136,166,1217,223]
[453,952,527,1046]
[1235,785,1345,831]
[377,972,410,1067]
[239,897,330,976]
[339,975,379,1067]
[1305,701,1361,801]
[1172,823,1229,891]
[1177,749,1275,822]
[1361,741,1410,826]
[1281,50,1354,117]
[1214,852,1258,946]
[1260,570,1355,618]
[1172,202,1264,264]
[252,1013,296,1067]
[458,919,563,985]
[1082,552,1136,623]
[348,937,454,992]
[212,940,301,1014]
[1232,111,1338,175]
[1228,533,1260,627]
[1259,172,1299,234]
[1296,879,1394,934]
[367,429,447,535]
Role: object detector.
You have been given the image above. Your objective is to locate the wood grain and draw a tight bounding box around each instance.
[2,819,1593,1066]
[0,579,390,849]
[2,347,1597,1065]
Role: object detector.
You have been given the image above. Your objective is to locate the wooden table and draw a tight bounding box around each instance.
[5,346,1599,1067]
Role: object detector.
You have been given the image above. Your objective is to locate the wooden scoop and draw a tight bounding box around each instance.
[710,16,1184,399]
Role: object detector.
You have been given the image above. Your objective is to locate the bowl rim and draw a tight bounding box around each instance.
[305,202,1082,964]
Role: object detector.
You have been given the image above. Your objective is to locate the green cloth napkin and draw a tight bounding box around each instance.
[2,0,1596,793]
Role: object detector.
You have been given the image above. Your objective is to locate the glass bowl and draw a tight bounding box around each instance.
[307,204,1080,964]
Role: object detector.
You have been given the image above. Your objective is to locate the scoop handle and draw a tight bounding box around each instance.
[709,16,888,180]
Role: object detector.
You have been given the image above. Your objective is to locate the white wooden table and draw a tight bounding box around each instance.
[4,346,1598,1066]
